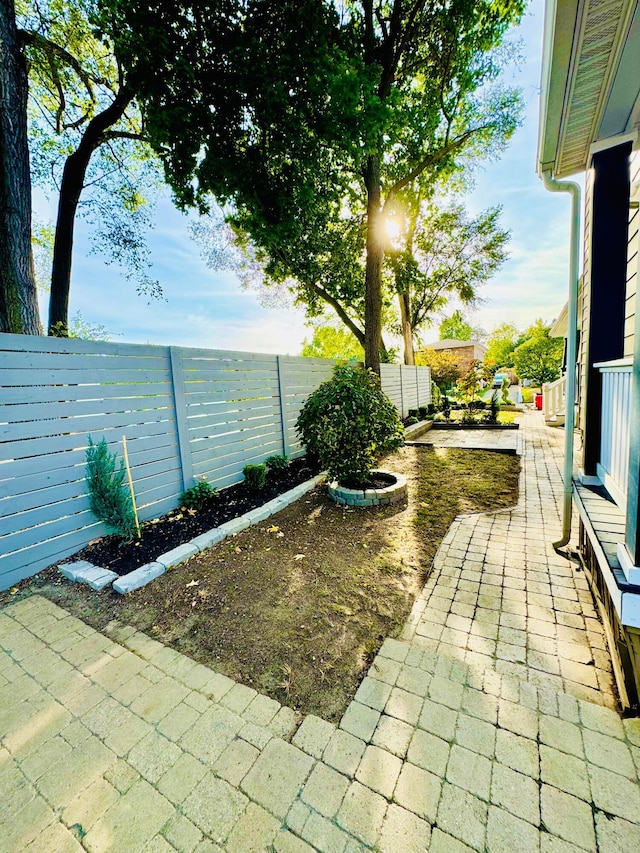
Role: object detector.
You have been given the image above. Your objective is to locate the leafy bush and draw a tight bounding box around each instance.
[406,416,419,425]
[243,463,267,491]
[461,409,477,425]
[408,408,419,419]
[85,436,137,539]
[180,478,217,510]
[521,387,534,404]
[265,454,289,471]
[296,365,404,487]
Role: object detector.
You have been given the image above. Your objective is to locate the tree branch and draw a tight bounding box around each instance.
[383,123,495,208]
[304,281,365,346]
[19,29,100,101]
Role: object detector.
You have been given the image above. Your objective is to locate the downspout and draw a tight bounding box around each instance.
[541,171,581,550]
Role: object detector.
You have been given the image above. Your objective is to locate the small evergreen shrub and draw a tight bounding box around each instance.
[296,365,404,487]
[427,403,437,416]
[483,391,500,424]
[406,416,419,425]
[243,463,267,491]
[408,408,419,419]
[265,454,289,471]
[180,478,217,510]
[442,394,451,420]
[461,409,477,425]
[85,436,137,539]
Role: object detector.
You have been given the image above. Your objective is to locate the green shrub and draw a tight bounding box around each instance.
[265,454,289,471]
[243,463,267,491]
[521,387,534,404]
[408,408,419,419]
[461,409,477,425]
[442,394,451,420]
[296,365,404,487]
[483,391,500,424]
[180,478,217,510]
[85,436,137,539]
[406,416,419,425]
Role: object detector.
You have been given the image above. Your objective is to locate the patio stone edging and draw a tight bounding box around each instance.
[112,471,327,594]
[403,419,433,440]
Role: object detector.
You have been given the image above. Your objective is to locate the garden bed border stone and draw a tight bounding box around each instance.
[327,469,408,507]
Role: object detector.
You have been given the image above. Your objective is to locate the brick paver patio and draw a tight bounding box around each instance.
[1,411,639,852]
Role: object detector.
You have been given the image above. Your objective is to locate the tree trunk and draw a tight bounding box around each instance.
[0,0,42,334]
[399,289,415,365]
[364,154,384,375]
[48,87,134,336]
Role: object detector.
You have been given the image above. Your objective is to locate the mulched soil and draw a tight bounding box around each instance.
[70,457,319,576]
[10,446,520,721]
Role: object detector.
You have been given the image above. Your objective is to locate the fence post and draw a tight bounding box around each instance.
[169,347,193,491]
[277,355,291,458]
[415,365,420,408]
[399,365,405,418]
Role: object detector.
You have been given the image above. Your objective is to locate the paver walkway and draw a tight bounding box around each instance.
[1,411,639,852]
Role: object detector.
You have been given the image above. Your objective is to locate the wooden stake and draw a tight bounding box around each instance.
[122,435,141,538]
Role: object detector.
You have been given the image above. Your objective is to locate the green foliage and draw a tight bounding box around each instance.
[483,391,500,424]
[521,387,534,404]
[51,312,110,340]
[85,436,136,539]
[390,203,509,361]
[457,360,492,405]
[265,455,289,472]
[17,0,162,329]
[301,323,364,361]
[296,365,404,487]
[102,0,524,369]
[512,321,564,391]
[430,382,442,409]
[417,348,461,391]
[461,409,477,425]
[243,463,267,492]
[484,322,522,368]
[501,377,510,406]
[439,310,483,342]
[180,478,217,510]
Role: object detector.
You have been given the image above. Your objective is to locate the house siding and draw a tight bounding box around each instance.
[578,166,595,470]
[624,149,640,358]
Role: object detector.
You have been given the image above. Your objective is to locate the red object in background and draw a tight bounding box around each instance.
[535,393,543,410]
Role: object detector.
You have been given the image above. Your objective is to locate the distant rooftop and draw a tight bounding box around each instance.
[428,339,488,353]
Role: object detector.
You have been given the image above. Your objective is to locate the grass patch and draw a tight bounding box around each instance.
[7,446,519,721]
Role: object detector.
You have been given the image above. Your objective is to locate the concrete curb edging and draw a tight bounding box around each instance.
[111,471,327,594]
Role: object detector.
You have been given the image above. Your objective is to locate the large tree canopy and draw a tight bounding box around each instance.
[102,0,525,371]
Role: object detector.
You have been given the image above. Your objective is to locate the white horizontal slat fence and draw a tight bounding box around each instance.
[0,333,429,589]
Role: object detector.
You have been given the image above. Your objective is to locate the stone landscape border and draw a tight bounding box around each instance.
[328,470,408,507]
[59,472,326,594]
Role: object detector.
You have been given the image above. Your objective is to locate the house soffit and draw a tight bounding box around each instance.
[542,0,638,178]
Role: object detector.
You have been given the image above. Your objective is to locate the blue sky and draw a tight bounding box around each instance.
[35,0,578,353]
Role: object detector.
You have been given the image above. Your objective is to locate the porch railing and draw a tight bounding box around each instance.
[597,358,633,508]
[543,375,566,425]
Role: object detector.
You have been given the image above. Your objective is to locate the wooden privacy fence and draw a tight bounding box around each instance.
[0,333,430,589]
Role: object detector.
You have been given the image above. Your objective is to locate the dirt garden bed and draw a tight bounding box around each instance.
[68,457,320,576]
[5,445,520,721]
